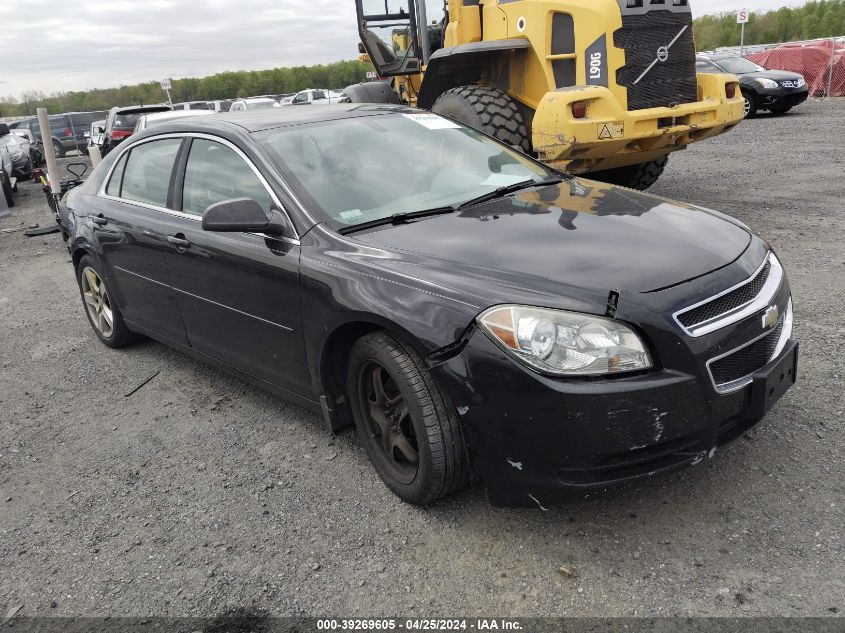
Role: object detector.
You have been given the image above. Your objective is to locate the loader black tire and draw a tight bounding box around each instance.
[587,155,670,191]
[432,85,531,153]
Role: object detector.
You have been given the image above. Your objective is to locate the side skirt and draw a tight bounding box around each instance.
[124,319,322,417]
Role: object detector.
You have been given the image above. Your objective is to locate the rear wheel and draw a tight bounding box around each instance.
[432,85,531,152]
[76,255,137,348]
[587,155,669,191]
[742,91,758,118]
[1,171,14,208]
[347,331,471,505]
[53,140,66,158]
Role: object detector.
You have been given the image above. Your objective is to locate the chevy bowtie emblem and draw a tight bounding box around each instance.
[762,305,779,329]
[633,25,689,85]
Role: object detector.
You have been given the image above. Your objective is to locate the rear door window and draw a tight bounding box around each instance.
[181,138,273,216]
[106,153,128,196]
[119,138,183,208]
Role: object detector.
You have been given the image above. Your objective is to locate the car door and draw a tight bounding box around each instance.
[161,135,309,396]
[94,137,189,344]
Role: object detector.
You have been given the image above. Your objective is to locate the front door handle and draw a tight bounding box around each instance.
[166,234,191,249]
[91,214,108,226]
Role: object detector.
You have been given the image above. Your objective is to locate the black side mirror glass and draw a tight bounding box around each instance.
[0,124,10,137]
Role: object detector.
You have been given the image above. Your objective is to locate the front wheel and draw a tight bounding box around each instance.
[347,331,471,505]
[587,155,670,191]
[743,91,758,118]
[53,141,66,158]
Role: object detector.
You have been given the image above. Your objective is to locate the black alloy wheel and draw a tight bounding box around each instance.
[347,331,471,504]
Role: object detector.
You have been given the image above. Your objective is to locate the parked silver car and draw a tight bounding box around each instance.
[0,127,32,178]
[0,124,17,207]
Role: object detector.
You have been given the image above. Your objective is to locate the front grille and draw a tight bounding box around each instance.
[614,9,698,110]
[709,319,783,388]
[678,261,771,329]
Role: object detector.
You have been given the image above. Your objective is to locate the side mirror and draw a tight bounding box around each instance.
[95,126,105,134]
[202,197,293,237]
[0,124,9,137]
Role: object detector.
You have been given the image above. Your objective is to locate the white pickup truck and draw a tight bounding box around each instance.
[286,88,344,106]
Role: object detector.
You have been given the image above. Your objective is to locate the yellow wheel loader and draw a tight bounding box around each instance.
[345,0,744,190]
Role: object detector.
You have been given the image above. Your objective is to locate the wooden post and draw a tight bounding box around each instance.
[37,108,62,195]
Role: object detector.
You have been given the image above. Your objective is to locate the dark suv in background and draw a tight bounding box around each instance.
[696,54,809,118]
[12,112,107,157]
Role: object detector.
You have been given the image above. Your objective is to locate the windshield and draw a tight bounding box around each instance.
[716,57,765,74]
[259,111,554,228]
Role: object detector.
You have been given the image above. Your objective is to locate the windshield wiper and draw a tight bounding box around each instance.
[337,206,456,235]
[454,177,563,211]
[336,177,563,235]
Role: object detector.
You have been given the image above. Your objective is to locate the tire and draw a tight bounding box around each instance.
[347,331,471,505]
[76,255,137,348]
[769,105,792,115]
[1,171,14,208]
[742,91,758,118]
[53,140,66,158]
[432,85,531,152]
[587,154,670,191]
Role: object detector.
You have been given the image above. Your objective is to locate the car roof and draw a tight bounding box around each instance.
[151,104,414,134]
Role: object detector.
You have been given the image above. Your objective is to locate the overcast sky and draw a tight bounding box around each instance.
[2,0,810,98]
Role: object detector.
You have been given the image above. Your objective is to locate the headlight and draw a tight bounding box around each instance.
[756,78,779,89]
[478,305,652,376]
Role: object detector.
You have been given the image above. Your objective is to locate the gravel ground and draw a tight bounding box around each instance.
[1,100,843,620]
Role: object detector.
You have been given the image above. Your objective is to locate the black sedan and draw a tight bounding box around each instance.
[61,105,797,508]
[697,54,809,118]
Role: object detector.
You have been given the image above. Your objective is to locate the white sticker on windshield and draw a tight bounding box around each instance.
[402,113,461,130]
[340,209,362,220]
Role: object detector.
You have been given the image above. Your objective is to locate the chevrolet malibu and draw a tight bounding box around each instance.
[62,105,797,507]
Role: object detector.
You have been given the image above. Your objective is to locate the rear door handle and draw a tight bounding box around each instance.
[166,234,191,249]
[91,214,107,226]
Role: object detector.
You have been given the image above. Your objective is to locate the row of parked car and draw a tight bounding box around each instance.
[169,88,346,113]
[0,87,345,188]
[83,88,347,157]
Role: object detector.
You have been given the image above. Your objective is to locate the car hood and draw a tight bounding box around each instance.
[738,69,806,81]
[350,178,751,296]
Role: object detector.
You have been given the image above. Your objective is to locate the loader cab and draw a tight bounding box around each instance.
[356,0,422,77]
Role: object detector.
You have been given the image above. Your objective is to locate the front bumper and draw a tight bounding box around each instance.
[532,73,744,173]
[757,86,809,110]
[431,251,796,508]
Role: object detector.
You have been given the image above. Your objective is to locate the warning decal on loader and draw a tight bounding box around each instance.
[598,122,624,140]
